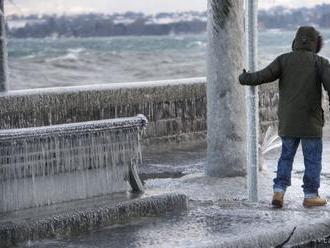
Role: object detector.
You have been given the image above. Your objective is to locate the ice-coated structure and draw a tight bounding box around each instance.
[206,0,247,177]
[0,115,148,212]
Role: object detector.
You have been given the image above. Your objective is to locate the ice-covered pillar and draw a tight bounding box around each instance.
[206,0,246,177]
[0,0,7,92]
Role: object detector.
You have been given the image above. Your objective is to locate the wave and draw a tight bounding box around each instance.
[267,28,283,33]
[187,41,206,48]
[21,54,37,59]
[67,48,86,53]
[46,52,79,63]
[45,47,86,63]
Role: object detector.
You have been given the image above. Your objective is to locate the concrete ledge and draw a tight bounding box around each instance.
[0,193,188,247]
[216,216,330,248]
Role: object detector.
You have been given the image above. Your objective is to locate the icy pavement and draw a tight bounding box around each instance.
[21,138,330,248]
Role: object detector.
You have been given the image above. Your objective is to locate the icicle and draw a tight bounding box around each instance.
[0,115,148,212]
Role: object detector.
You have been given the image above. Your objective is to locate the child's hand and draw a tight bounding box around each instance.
[239,69,248,85]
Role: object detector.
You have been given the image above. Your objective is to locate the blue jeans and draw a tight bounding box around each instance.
[273,137,323,198]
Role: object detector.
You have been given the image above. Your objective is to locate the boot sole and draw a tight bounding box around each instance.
[272,200,283,208]
[303,202,327,207]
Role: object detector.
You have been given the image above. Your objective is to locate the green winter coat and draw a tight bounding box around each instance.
[239,26,330,138]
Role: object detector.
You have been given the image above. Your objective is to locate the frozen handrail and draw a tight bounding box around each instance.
[0,115,148,140]
[0,77,206,97]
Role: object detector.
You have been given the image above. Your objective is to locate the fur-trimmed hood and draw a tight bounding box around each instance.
[292,26,323,53]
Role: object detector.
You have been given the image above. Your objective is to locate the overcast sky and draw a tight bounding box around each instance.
[5,0,330,15]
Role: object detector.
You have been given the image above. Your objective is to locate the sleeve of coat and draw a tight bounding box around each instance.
[320,57,330,92]
[239,56,281,86]
[320,57,330,111]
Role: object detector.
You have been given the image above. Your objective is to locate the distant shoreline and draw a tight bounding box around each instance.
[6,5,330,39]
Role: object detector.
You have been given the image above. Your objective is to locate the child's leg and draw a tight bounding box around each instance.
[301,138,322,198]
[273,137,300,193]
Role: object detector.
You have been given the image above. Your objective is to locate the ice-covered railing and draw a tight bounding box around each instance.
[0,114,148,213]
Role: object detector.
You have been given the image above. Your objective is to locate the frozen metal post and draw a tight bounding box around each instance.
[0,0,7,92]
[245,0,259,202]
[206,0,247,177]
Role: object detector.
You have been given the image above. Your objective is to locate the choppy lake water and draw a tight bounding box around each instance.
[8,29,330,90]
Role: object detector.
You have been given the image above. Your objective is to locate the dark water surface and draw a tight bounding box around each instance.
[8,29,330,90]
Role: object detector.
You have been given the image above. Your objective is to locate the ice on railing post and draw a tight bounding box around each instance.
[245,0,259,202]
[129,114,148,193]
[0,0,8,92]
